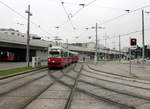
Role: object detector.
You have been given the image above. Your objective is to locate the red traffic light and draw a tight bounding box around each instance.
[130,38,137,46]
[132,39,136,42]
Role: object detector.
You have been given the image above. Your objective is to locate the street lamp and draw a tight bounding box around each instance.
[85,24,104,63]
[103,34,109,60]
[56,26,59,30]
[16,22,24,26]
[119,35,121,62]
[85,23,104,63]
[141,10,150,64]
[91,23,105,63]
[25,5,32,68]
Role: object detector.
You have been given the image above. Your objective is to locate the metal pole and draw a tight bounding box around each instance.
[66,39,68,49]
[66,39,69,57]
[129,47,131,74]
[26,5,32,68]
[105,38,107,60]
[142,10,145,64]
[95,23,98,63]
[119,35,121,62]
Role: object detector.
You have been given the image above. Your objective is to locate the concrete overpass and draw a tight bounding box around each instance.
[0,32,122,61]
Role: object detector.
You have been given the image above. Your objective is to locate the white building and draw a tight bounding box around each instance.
[0,28,23,37]
[86,42,105,49]
[122,47,129,53]
[0,28,41,40]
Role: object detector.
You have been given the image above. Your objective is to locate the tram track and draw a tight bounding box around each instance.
[48,64,136,109]
[23,64,77,109]
[77,88,136,109]
[21,70,66,109]
[20,80,55,109]
[1,63,149,109]
[0,64,75,109]
[23,63,150,109]
[0,68,47,86]
[72,65,150,91]
[64,65,82,109]
[88,65,132,78]
[0,74,47,97]
[0,67,47,80]
[86,65,150,85]
[54,74,136,109]
[0,68,64,109]
[47,64,83,109]
[64,73,150,101]
[81,72,150,90]
[65,65,150,108]
[79,80,150,101]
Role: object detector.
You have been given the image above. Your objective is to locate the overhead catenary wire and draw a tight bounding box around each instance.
[84,28,150,50]
[57,0,97,28]
[93,5,127,11]
[57,7,83,27]
[85,0,97,7]
[48,0,125,11]
[59,0,75,29]
[66,3,150,44]
[120,27,150,37]
[100,4,150,25]
[57,1,150,32]
[0,1,27,20]
[0,0,53,37]
[83,27,150,42]
[98,27,150,41]
[57,7,83,28]
[1,0,150,42]
[48,0,150,29]
[80,4,150,42]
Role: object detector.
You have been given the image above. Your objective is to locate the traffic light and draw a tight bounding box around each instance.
[130,38,137,46]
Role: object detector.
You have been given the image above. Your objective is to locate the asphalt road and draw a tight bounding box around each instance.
[0,63,150,109]
[0,62,47,70]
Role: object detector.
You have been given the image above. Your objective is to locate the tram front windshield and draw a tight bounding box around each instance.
[49,51,60,58]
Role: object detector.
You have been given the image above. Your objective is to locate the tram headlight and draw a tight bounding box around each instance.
[48,58,51,61]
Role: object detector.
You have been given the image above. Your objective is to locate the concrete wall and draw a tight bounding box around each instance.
[36,50,47,59]
[36,50,48,65]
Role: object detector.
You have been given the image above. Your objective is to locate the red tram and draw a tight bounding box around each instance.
[0,51,14,61]
[48,46,78,69]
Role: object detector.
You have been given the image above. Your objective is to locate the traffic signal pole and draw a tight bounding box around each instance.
[119,35,121,62]
[129,38,137,73]
[129,47,131,74]
[129,37,132,74]
[142,10,145,64]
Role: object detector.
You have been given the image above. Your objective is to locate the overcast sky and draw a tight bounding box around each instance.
[0,0,150,49]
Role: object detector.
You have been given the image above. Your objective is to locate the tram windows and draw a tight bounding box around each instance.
[49,51,60,58]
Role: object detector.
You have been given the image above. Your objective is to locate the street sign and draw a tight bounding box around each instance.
[130,45,137,49]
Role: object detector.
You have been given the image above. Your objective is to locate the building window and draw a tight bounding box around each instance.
[17,33,20,36]
[11,32,15,35]
[21,35,24,37]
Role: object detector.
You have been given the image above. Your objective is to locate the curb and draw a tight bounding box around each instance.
[0,66,47,80]
[88,65,133,78]
[88,65,112,74]
[88,65,150,82]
